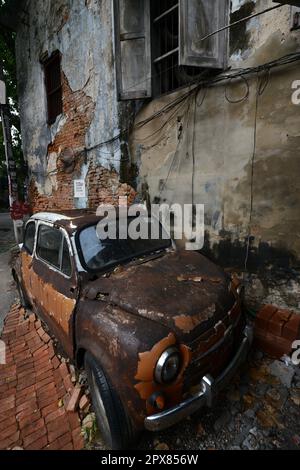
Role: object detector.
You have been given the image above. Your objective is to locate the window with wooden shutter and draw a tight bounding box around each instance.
[179,0,229,69]
[114,0,152,100]
[115,0,229,99]
[44,51,63,125]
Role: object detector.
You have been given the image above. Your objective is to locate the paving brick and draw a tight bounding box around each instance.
[0,423,18,441]
[63,375,74,393]
[21,417,45,438]
[79,394,90,411]
[47,419,70,444]
[59,362,69,380]
[23,426,47,448]
[66,385,82,412]
[26,434,48,450]
[51,356,60,369]
[18,410,41,430]
[67,411,80,431]
[0,305,85,451]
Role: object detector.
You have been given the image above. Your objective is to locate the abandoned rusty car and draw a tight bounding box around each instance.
[12,210,253,449]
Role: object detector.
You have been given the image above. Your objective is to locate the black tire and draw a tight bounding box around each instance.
[15,277,30,309]
[84,352,136,450]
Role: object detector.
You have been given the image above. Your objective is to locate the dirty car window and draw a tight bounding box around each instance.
[24,222,36,255]
[37,225,62,270]
[78,219,171,271]
[61,237,72,277]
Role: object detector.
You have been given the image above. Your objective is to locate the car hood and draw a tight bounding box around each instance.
[82,250,235,340]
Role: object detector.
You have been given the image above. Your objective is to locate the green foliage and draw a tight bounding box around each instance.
[0,0,25,207]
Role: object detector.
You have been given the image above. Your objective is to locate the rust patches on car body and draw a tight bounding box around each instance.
[15,210,249,433]
[134,333,191,414]
[177,275,221,284]
[21,251,76,336]
[174,304,216,334]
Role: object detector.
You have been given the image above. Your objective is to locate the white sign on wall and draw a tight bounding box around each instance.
[74,180,86,198]
[0,80,6,105]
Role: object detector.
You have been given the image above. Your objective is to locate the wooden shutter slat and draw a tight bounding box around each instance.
[114,0,152,100]
[179,0,229,69]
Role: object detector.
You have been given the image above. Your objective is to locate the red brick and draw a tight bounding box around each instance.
[23,426,47,447]
[41,402,60,418]
[255,305,278,331]
[35,375,55,391]
[0,423,18,441]
[63,375,74,393]
[26,434,48,450]
[0,415,17,433]
[45,408,65,425]
[268,309,292,336]
[21,417,45,438]
[16,375,36,391]
[66,385,82,412]
[51,356,60,369]
[36,327,46,339]
[47,419,70,444]
[79,394,89,411]
[0,395,15,410]
[67,412,80,431]
[0,430,20,450]
[16,398,38,414]
[18,411,41,430]
[59,362,69,379]
[28,314,36,323]
[48,344,55,359]
[42,333,51,344]
[282,313,300,341]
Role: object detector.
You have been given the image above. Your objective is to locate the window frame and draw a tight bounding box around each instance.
[43,51,63,125]
[23,221,36,256]
[35,222,73,279]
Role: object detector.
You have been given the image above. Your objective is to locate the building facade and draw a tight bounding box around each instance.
[6,0,300,310]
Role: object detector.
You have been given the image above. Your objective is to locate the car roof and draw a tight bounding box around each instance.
[30,210,104,234]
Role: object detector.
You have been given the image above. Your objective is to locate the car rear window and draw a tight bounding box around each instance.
[24,221,36,255]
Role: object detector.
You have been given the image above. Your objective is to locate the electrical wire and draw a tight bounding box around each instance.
[244,74,259,271]
[84,52,300,154]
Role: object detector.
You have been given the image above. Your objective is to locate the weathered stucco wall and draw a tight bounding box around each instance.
[15,0,300,310]
[16,0,136,212]
[129,0,300,309]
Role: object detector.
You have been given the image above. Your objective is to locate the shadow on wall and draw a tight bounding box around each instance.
[201,230,299,274]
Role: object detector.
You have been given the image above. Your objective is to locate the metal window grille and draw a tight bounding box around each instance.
[151,0,205,96]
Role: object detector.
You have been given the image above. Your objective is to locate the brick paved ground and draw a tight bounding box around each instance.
[0,303,86,450]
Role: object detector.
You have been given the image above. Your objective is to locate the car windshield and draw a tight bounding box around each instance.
[78,217,171,271]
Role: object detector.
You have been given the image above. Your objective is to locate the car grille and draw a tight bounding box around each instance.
[183,302,246,391]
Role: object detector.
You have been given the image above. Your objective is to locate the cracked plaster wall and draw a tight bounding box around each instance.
[16,0,135,211]
[129,0,300,309]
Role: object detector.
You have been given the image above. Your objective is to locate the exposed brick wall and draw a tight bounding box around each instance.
[29,73,135,213]
[87,163,136,208]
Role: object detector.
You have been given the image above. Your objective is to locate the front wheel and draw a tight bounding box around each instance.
[84,352,136,449]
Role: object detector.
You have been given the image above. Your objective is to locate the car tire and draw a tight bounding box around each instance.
[15,277,30,309]
[84,352,136,450]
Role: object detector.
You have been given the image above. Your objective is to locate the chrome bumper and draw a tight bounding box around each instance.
[144,325,253,432]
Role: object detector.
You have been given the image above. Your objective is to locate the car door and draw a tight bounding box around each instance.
[20,220,37,304]
[30,222,78,357]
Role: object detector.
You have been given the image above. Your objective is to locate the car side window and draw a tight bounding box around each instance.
[36,224,72,277]
[24,222,36,255]
[37,225,62,269]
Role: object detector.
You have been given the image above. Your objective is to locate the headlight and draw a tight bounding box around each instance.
[154,347,181,384]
